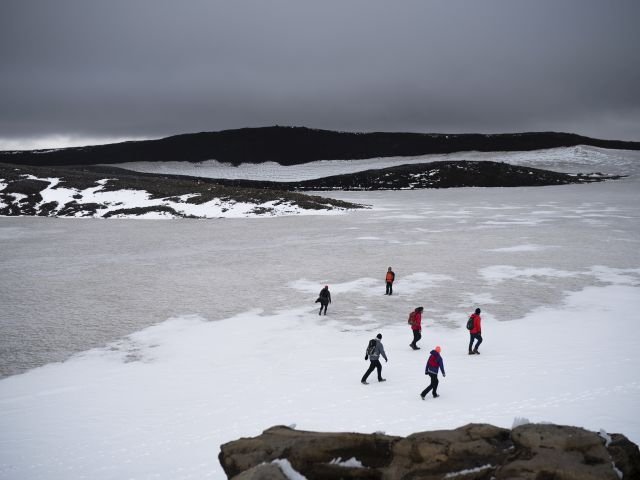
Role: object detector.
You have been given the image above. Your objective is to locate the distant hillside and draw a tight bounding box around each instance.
[210,161,623,191]
[0,160,622,219]
[1,126,639,167]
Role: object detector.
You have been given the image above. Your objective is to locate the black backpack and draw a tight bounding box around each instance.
[365,339,377,357]
[466,316,474,330]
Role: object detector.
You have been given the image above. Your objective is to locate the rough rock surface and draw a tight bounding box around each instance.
[219,423,640,480]
[0,163,362,218]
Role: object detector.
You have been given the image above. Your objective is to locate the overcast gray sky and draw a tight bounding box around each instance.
[1,0,639,149]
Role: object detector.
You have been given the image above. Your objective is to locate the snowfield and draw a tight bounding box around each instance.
[0,145,639,479]
[0,280,638,479]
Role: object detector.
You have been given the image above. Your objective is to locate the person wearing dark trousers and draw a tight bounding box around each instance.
[316,285,331,315]
[385,267,395,295]
[468,308,483,354]
[361,333,388,384]
[420,346,445,399]
[409,306,423,350]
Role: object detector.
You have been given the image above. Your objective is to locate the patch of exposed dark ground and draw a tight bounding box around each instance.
[210,160,623,191]
[0,163,363,218]
[0,160,623,218]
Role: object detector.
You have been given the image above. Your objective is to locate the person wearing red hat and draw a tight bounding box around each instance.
[316,285,331,315]
[420,346,445,399]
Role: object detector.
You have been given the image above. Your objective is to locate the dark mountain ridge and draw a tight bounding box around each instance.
[2,126,639,167]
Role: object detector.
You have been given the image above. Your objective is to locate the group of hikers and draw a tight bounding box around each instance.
[315,267,484,400]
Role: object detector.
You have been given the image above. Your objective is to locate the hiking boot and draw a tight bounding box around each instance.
[378,378,386,382]
[433,394,440,398]
[361,380,369,385]
[473,350,480,355]
[468,350,475,355]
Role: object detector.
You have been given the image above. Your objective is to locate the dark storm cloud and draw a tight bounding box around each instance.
[1,0,639,148]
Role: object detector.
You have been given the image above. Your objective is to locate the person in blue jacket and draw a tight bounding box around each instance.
[420,346,445,399]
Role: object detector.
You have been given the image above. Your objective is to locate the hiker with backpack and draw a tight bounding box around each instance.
[361,333,388,384]
[385,267,395,295]
[316,285,332,315]
[408,306,423,350]
[420,346,445,399]
[467,308,482,354]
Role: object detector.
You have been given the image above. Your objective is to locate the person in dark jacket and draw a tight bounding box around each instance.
[468,308,482,354]
[361,333,388,384]
[409,306,423,350]
[316,285,331,315]
[420,346,445,399]
[385,267,395,295]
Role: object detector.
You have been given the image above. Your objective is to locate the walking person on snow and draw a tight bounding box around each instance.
[468,308,483,355]
[385,267,395,295]
[408,306,424,350]
[361,333,388,384]
[420,346,445,399]
[316,285,331,315]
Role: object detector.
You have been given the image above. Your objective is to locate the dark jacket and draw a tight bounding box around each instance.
[318,287,331,305]
[425,350,445,376]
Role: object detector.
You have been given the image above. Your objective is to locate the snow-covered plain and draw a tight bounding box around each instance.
[1,146,640,479]
[0,281,638,479]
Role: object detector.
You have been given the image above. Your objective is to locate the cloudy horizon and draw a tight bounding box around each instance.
[1,0,639,150]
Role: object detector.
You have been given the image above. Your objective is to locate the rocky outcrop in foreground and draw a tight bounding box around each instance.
[219,423,640,479]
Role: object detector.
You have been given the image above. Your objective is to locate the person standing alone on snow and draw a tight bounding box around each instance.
[361,333,388,384]
[317,285,331,315]
[420,346,445,399]
[468,308,482,354]
[385,267,395,295]
[408,306,423,350]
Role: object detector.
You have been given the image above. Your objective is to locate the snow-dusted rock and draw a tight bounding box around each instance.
[219,423,640,480]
